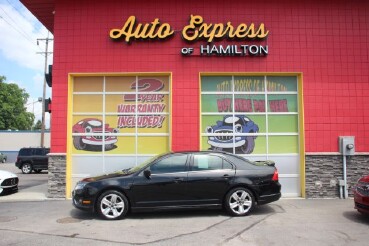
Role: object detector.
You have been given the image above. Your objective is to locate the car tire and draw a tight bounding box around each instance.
[96,190,129,220]
[225,187,255,216]
[240,136,256,154]
[73,136,86,150]
[1,159,5,163]
[21,163,33,174]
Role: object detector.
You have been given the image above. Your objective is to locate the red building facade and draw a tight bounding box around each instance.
[21,0,369,199]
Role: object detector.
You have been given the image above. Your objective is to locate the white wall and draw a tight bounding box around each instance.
[0,131,50,162]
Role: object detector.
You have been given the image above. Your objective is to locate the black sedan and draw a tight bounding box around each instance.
[72,151,281,220]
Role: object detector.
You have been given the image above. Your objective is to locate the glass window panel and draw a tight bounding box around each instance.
[234,94,266,113]
[223,160,233,169]
[73,94,103,113]
[267,94,297,112]
[150,154,187,174]
[266,76,297,92]
[193,155,223,170]
[201,94,233,113]
[268,136,299,154]
[201,76,233,92]
[234,76,265,92]
[137,76,170,92]
[250,136,267,154]
[104,156,141,172]
[105,115,135,134]
[74,76,103,92]
[72,156,104,176]
[106,94,136,114]
[137,136,169,154]
[268,115,298,133]
[72,115,104,154]
[105,76,136,92]
[137,115,169,133]
[105,136,136,154]
[202,115,264,134]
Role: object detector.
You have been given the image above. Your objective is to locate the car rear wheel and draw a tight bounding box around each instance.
[21,163,32,174]
[97,190,129,220]
[2,159,5,163]
[225,187,255,216]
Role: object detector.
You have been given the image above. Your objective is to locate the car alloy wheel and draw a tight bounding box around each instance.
[225,187,254,216]
[97,190,128,220]
[21,163,32,174]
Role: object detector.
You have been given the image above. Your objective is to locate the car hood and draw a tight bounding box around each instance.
[0,170,18,179]
[84,170,133,182]
[359,175,369,183]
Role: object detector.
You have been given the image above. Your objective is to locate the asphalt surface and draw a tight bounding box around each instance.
[1,163,369,245]
[0,163,48,201]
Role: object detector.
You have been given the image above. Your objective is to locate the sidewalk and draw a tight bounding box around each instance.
[0,198,368,246]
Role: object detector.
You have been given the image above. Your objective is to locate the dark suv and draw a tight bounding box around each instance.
[15,147,50,174]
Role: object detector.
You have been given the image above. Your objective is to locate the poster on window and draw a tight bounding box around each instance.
[201,75,298,154]
[72,76,170,154]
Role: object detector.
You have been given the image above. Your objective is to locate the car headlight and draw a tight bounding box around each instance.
[235,124,242,133]
[74,181,87,190]
[206,126,213,133]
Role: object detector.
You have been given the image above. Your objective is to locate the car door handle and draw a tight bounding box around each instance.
[174,177,184,183]
[223,174,230,179]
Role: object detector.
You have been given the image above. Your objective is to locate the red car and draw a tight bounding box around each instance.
[353,175,369,215]
[73,118,119,151]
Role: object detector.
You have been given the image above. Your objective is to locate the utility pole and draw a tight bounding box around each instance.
[37,32,53,147]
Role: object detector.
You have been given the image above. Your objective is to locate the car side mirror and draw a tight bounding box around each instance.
[143,169,151,179]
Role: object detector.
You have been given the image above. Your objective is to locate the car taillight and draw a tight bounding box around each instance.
[272,169,279,181]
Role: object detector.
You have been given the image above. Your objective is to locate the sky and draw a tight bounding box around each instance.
[0,0,53,128]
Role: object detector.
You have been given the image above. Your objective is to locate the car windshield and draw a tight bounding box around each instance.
[125,152,169,174]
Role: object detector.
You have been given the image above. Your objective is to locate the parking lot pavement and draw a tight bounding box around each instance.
[0,198,368,246]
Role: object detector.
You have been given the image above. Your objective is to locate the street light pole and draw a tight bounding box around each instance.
[37,32,53,147]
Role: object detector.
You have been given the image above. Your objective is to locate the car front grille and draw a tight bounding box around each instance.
[1,177,19,186]
[93,136,111,140]
[355,202,369,210]
[214,130,233,142]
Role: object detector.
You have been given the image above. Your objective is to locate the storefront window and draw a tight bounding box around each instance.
[200,74,301,197]
[71,75,170,186]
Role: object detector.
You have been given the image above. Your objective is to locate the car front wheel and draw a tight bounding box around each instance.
[21,163,32,174]
[225,187,255,216]
[96,190,129,220]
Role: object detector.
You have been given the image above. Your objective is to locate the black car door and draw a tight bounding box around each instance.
[131,153,190,208]
[186,154,236,205]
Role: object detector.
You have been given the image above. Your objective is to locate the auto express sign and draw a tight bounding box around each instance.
[109,15,269,57]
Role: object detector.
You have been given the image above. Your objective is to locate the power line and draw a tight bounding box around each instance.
[0,6,35,44]
[6,0,30,21]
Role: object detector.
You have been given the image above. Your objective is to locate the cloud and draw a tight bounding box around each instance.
[0,2,53,72]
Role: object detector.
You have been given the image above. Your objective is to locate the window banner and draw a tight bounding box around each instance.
[201,75,298,154]
[72,76,169,155]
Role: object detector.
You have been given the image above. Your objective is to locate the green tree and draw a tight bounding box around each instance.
[33,120,42,130]
[0,76,35,130]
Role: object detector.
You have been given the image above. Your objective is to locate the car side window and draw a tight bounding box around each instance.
[33,149,43,155]
[150,154,188,174]
[193,155,227,171]
[223,160,234,170]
